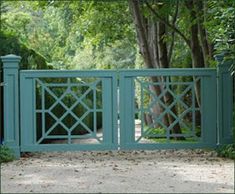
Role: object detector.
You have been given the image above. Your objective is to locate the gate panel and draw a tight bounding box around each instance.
[119,69,217,149]
[20,70,118,151]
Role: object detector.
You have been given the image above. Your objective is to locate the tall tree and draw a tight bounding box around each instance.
[129,0,184,137]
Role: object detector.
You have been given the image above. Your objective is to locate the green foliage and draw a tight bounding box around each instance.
[206,0,235,63]
[152,138,197,144]
[217,144,235,160]
[2,0,234,70]
[77,1,135,47]
[71,40,136,70]
[144,126,200,137]
[143,127,199,143]
[0,31,49,69]
[1,0,137,70]
[0,146,15,163]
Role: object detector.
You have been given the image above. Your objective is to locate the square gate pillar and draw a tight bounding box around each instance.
[216,53,234,145]
[1,54,21,158]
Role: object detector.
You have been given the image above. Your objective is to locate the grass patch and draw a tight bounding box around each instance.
[143,126,200,143]
[217,144,235,160]
[0,145,15,163]
[151,137,199,143]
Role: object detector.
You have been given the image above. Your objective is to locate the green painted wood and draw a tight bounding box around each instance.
[118,69,216,76]
[200,73,217,146]
[116,142,217,150]
[119,69,217,149]
[20,75,35,147]
[20,70,117,78]
[111,73,118,147]
[1,54,21,158]
[217,58,234,144]
[102,77,117,145]
[191,82,196,138]
[20,70,118,152]
[2,54,228,155]
[119,74,135,149]
[20,144,117,152]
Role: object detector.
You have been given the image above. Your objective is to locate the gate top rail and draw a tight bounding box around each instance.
[20,68,216,78]
[20,70,117,78]
[119,68,216,77]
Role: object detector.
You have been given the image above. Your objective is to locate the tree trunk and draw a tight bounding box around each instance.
[128,0,154,69]
[168,0,179,64]
[147,20,170,128]
[196,0,211,67]
[157,21,184,138]
[144,113,153,126]
[185,0,205,108]
[129,0,170,128]
[129,0,185,139]
[149,84,170,128]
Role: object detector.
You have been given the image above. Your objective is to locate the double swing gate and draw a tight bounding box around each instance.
[1,55,234,157]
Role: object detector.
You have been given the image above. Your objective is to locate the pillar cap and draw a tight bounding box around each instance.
[1,54,21,63]
[1,54,21,69]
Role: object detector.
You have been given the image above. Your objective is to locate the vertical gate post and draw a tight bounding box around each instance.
[215,53,234,145]
[1,54,21,158]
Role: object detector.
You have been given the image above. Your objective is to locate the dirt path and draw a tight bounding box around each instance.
[1,150,234,193]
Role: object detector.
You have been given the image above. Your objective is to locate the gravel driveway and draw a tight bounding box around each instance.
[1,149,234,193]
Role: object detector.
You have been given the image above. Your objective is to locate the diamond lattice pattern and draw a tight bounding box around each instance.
[35,78,102,144]
[135,76,200,142]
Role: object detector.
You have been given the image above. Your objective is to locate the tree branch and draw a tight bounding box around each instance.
[145,2,191,48]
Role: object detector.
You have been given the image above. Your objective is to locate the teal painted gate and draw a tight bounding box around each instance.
[119,69,217,149]
[1,54,234,157]
[20,70,118,152]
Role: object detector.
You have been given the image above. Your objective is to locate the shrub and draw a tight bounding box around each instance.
[0,146,15,163]
[217,144,235,159]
